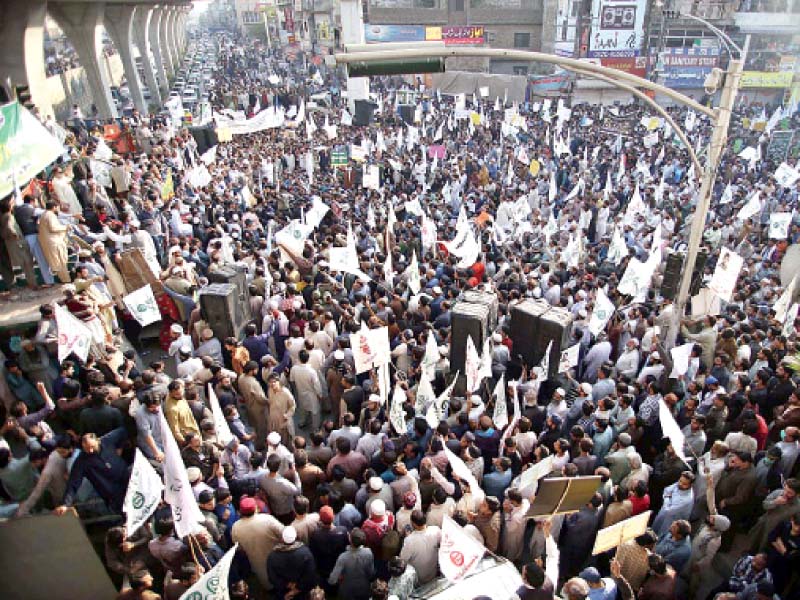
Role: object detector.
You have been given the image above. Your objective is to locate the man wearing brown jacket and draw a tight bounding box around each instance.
[715,450,758,549]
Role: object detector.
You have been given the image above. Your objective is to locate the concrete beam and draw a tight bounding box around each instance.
[157,6,175,79]
[147,5,170,96]
[0,0,52,117]
[48,1,119,119]
[132,4,163,107]
[104,3,146,114]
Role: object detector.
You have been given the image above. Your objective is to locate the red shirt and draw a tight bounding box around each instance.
[629,493,650,516]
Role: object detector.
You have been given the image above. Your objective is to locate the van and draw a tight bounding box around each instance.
[410,557,523,600]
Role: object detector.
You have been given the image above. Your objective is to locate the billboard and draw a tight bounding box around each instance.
[588,0,646,58]
[426,26,485,45]
[740,71,794,88]
[600,55,646,77]
[364,24,426,43]
[659,47,720,89]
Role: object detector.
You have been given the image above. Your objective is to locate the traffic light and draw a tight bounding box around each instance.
[347,57,445,78]
[14,85,34,110]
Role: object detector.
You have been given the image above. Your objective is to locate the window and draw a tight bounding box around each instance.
[454,0,465,9]
[514,33,531,48]
[513,65,529,75]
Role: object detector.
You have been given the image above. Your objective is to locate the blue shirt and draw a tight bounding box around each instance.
[483,468,513,500]
[655,532,692,573]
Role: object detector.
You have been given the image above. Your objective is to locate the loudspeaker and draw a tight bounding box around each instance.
[463,290,499,331]
[208,265,251,328]
[199,283,247,340]
[450,301,490,375]
[510,300,573,378]
[661,252,683,301]
[660,249,709,300]
[353,100,378,126]
[190,126,219,155]
[398,104,415,125]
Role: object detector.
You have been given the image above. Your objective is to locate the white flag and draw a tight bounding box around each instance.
[480,337,493,381]
[444,446,480,492]
[720,182,733,205]
[607,227,629,266]
[54,303,93,363]
[492,375,508,429]
[179,543,238,600]
[659,399,687,463]
[159,410,205,538]
[305,196,330,230]
[341,109,353,126]
[669,342,695,379]
[737,190,762,221]
[208,386,235,446]
[422,333,440,382]
[390,384,408,435]
[416,373,436,418]
[200,145,217,165]
[774,162,800,188]
[774,276,797,323]
[588,288,615,336]
[383,252,394,289]
[406,251,421,295]
[548,171,557,203]
[769,212,792,239]
[123,285,162,327]
[439,515,486,583]
[532,340,552,382]
[784,303,800,337]
[124,449,165,535]
[465,336,482,393]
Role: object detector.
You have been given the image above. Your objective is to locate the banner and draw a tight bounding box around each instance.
[159,410,205,538]
[740,71,794,89]
[179,543,238,600]
[588,0,646,58]
[390,383,408,435]
[364,24,425,43]
[518,455,554,493]
[774,162,800,188]
[363,164,381,190]
[669,342,695,379]
[658,47,720,89]
[350,325,391,374]
[0,101,65,200]
[492,376,508,429]
[123,449,165,535]
[708,248,743,303]
[559,344,580,373]
[426,26,485,46]
[439,515,486,583]
[123,285,162,327]
[769,212,793,239]
[54,304,93,363]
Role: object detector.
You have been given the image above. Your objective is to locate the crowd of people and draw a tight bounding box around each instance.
[1,28,800,600]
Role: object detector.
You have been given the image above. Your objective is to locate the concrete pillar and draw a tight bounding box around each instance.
[48,1,118,119]
[147,6,170,96]
[132,5,163,108]
[166,8,181,74]
[157,6,175,79]
[179,11,188,51]
[0,0,52,117]
[339,0,369,102]
[104,4,147,114]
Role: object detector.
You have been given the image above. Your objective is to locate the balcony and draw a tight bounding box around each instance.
[668,0,737,21]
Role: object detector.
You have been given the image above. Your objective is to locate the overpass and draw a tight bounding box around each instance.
[0,0,194,120]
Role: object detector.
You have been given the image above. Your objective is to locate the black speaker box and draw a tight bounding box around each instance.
[199,283,247,340]
[398,104,415,125]
[208,265,251,326]
[190,126,219,155]
[510,300,573,378]
[660,249,709,300]
[450,301,490,375]
[353,100,378,126]
[463,290,499,331]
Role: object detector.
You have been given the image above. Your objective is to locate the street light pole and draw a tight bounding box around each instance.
[667,34,750,347]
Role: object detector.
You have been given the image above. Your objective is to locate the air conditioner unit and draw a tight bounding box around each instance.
[486,31,496,43]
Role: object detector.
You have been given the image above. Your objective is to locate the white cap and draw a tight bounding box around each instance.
[170,323,184,334]
[368,394,381,404]
[651,351,660,360]
[555,388,565,397]
[580,382,592,395]
[282,526,297,544]
[369,476,383,491]
[492,333,503,343]
[370,499,386,516]
[438,345,449,356]
[267,432,281,446]
[432,286,443,295]
[187,467,202,483]
[333,350,345,360]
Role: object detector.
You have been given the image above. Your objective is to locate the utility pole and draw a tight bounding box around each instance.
[667,35,750,347]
